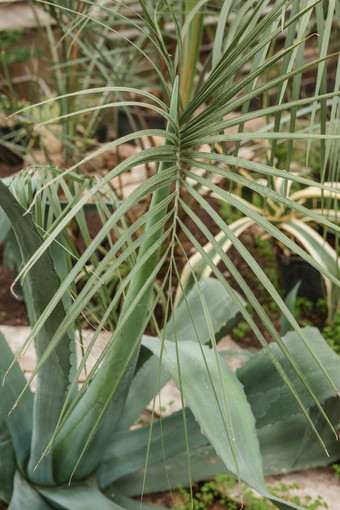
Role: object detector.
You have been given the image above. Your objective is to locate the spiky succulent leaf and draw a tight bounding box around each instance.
[38,478,123,510]
[9,470,53,510]
[237,327,340,428]
[0,331,33,470]
[0,417,15,503]
[117,278,245,431]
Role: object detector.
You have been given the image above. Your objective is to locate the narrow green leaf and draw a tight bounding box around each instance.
[97,409,207,488]
[237,327,340,428]
[39,478,123,510]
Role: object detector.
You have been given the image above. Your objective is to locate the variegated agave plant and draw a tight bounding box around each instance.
[179,174,340,319]
[0,1,340,509]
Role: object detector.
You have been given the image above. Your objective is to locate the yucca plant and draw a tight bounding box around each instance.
[1,1,340,509]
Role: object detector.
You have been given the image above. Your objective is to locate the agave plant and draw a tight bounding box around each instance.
[0,0,340,508]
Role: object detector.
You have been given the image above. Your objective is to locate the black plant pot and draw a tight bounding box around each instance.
[277,253,326,302]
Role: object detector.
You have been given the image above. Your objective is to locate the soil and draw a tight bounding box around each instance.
[0,243,30,326]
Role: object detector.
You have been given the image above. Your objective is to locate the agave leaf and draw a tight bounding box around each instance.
[114,354,171,433]
[0,331,33,470]
[0,181,73,485]
[0,205,11,244]
[9,470,53,510]
[97,409,208,489]
[3,230,31,315]
[144,339,306,510]
[114,444,225,496]
[259,397,340,475]
[107,487,169,510]
[237,327,340,428]
[113,369,339,496]
[117,278,244,431]
[281,282,301,336]
[0,176,17,244]
[0,418,15,503]
[0,439,15,503]
[163,277,245,343]
[39,478,123,510]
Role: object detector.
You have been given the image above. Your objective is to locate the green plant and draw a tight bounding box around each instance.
[231,321,252,340]
[175,473,329,510]
[1,1,340,509]
[332,463,340,479]
[322,311,340,354]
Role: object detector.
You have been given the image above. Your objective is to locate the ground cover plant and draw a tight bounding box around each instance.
[0,1,340,509]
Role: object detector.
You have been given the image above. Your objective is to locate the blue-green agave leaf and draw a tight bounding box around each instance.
[106,485,176,510]
[113,445,225,496]
[0,417,15,503]
[39,478,124,510]
[237,327,340,428]
[117,278,245,431]
[259,397,340,475]
[9,470,53,510]
[113,352,170,432]
[0,180,73,485]
[0,177,14,244]
[144,339,306,510]
[97,409,208,489]
[0,331,33,469]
